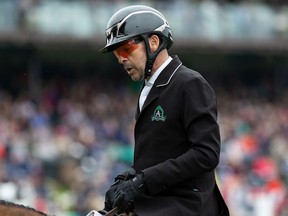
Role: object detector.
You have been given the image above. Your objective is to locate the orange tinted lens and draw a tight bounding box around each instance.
[114,41,139,58]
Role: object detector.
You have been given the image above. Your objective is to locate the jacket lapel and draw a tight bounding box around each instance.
[135,56,182,120]
[136,82,145,118]
[140,85,159,114]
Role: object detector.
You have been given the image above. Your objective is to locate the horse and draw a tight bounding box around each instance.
[0,200,52,216]
[0,200,132,216]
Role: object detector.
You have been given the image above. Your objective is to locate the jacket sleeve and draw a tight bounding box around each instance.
[143,74,221,195]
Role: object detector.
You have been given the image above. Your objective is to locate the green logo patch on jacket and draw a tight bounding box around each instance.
[151,106,166,122]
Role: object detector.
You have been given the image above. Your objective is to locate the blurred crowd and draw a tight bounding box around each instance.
[1,0,288,42]
[0,76,287,216]
[0,77,138,215]
[217,92,288,216]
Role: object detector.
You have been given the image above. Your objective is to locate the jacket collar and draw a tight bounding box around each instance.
[154,55,182,88]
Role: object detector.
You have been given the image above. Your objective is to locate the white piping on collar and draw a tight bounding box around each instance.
[156,63,182,87]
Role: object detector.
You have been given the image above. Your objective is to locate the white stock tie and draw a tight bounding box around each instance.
[139,82,152,111]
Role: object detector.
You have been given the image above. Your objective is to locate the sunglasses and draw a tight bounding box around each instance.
[114,38,143,58]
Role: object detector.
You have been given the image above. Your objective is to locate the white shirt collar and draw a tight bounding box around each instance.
[145,56,172,87]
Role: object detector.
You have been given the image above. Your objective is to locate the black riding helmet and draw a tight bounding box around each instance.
[99,5,173,77]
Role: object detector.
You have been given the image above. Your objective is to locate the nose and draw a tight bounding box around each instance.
[114,52,127,64]
[118,55,127,64]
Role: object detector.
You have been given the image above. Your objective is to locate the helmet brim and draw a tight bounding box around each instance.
[99,45,112,54]
[99,42,121,53]
[99,34,140,54]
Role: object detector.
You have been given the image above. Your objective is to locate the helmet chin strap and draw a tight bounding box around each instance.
[141,34,168,78]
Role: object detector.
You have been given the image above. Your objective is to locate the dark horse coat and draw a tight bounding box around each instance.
[132,56,229,215]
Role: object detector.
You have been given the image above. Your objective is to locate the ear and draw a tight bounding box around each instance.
[148,35,160,53]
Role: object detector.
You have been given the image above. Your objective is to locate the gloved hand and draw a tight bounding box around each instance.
[104,168,136,211]
[113,172,146,211]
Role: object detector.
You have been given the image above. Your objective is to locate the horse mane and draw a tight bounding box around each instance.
[0,200,50,216]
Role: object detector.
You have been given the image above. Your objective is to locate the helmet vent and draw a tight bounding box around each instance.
[106,25,118,44]
[118,22,126,36]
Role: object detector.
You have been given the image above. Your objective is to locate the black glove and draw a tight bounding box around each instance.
[113,172,146,211]
[104,168,136,211]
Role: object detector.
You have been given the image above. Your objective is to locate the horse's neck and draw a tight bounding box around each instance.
[0,200,48,216]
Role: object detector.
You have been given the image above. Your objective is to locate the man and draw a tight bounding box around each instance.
[99,5,229,216]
